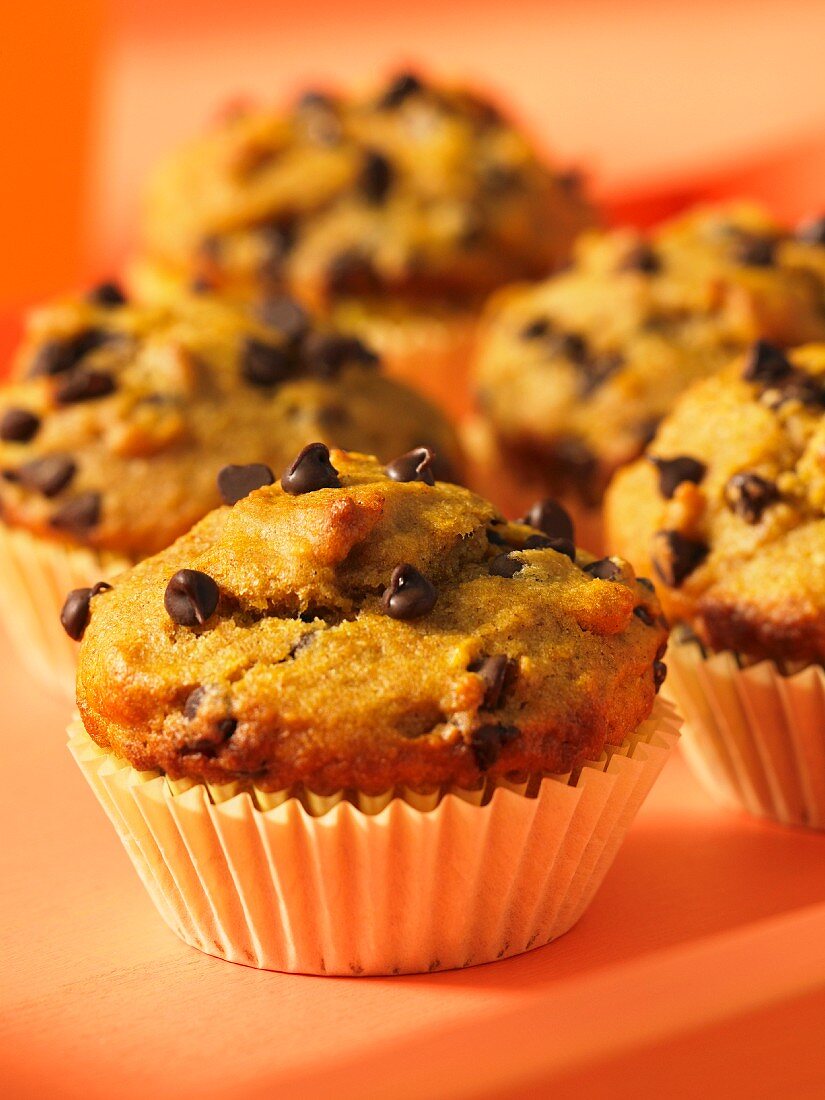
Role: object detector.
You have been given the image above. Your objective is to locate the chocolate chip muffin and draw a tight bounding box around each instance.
[470,204,825,538]
[131,70,595,415]
[69,445,678,974]
[605,342,825,828]
[0,285,459,692]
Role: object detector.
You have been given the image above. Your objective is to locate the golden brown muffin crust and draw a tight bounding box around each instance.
[0,290,460,558]
[76,450,667,794]
[605,343,825,664]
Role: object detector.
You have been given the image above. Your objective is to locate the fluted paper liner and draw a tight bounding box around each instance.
[0,523,129,697]
[68,699,679,975]
[667,639,825,829]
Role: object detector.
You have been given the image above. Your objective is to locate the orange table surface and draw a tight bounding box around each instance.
[3,616,825,1099]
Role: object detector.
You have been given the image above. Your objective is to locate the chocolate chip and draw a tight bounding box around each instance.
[241,337,294,387]
[653,661,668,691]
[296,90,342,144]
[579,351,624,397]
[256,295,310,341]
[634,605,655,626]
[217,463,275,505]
[379,71,423,108]
[86,281,127,308]
[381,564,437,619]
[8,454,76,496]
[520,317,551,340]
[358,150,394,204]
[481,164,522,195]
[385,446,435,485]
[0,408,40,442]
[620,244,661,274]
[554,332,588,365]
[486,526,509,546]
[469,655,517,710]
[724,472,778,524]
[303,332,379,378]
[259,218,297,265]
[742,341,792,385]
[29,329,108,377]
[281,442,341,494]
[731,233,776,266]
[522,499,574,542]
[50,491,101,534]
[326,250,381,297]
[184,686,206,719]
[522,534,552,549]
[54,369,115,405]
[471,723,519,771]
[651,530,708,588]
[489,552,523,578]
[637,576,655,592]
[546,537,576,562]
[649,455,706,499]
[59,580,112,641]
[584,558,622,580]
[769,370,825,409]
[164,569,220,628]
[796,215,825,246]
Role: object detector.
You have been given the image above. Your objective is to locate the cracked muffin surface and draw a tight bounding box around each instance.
[135,70,594,311]
[0,289,459,558]
[76,449,667,794]
[474,204,825,506]
[606,342,825,664]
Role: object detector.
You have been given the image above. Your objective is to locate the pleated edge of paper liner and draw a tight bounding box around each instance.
[0,521,130,698]
[666,636,825,830]
[66,698,679,975]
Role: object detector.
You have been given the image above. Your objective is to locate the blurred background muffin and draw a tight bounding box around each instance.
[130,70,595,416]
[0,285,459,693]
[468,204,825,549]
[605,341,825,828]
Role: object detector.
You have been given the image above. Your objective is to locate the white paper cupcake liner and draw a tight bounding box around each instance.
[666,638,825,829]
[68,699,679,976]
[0,523,129,698]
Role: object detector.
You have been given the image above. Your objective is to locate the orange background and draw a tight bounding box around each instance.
[2,2,825,1096]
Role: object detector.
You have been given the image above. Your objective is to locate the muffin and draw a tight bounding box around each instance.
[606,341,825,828]
[470,204,825,547]
[130,70,595,416]
[0,285,459,693]
[68,446,678,975]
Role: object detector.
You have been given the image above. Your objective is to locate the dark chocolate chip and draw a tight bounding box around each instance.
[281,442,341,494]
[584,558,622,580]
[651,530,708,588]
[634,604,655,626]
[381,564,437,619]
[164,569,220,628]
[326,250,381,297]
[8,454,76,497]
[579,351,624,397]
[471,723,519,771]
[358,149,394,205]
[259,218,297,265]
[240,337,294,387]
[554,332,588,365]
[520,317,551,340]
[54,369,115,405]
[649,455,706,499]
[470,655,518,710]
[217,463,275,505]
[0,408,40,443]
[50,491,101,534]
[59,580,111,641]
[303,332,379,378]
[486,526,509,546]
[489,552,524,578]
[86,281,127,308]
[385,446,436,485]
[742,341,792,385]
[724,472,778,524]
[653,661,668,691]
[256,295,310,341]
[522,534,552,549]
[620,243,661,274]
[521,499,574,542]
[770,370,825,409]
[796,215,825,246]
[379,72,424,108]
[184,686,206,720]
[637,577,655,592]
[546,537,576,562]
[731,233,776,267]
[28,329,108,377]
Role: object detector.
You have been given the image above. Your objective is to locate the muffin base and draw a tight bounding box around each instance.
[68,700,679,976]
[0,524,129,698]
[667,638,825,830]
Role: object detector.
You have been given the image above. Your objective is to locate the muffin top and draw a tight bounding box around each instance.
[137,71,595,311]
[0,287,459,558]
[606,342,825,664]
[75,448,667,794]
[474,204,825,505]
